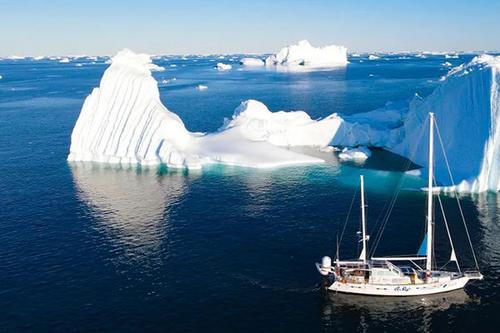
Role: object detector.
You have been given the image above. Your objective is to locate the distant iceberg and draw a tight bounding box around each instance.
[216,63,232,71]
[265,40,348,68]
[240,57,265,66]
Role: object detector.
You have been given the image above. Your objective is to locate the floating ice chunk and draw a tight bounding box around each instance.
[265,40,348,68]
[319,146,338,152]
[216,63,232,70]
[170,64,177,68]
[338,147,371,161]
[0,75,2,79]
[442,61,452,67]
[368,55,380,60]
[445,54,459,59]
[149,63,165,72]
[59,57,70,63]
[75,63,83,67]
[160,78,176,84]
[33,56,45,61]
[240,57,265,66]
[196,85,208,90]
[8,55,24,60]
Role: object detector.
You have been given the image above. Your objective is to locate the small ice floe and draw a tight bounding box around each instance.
[149,63,165,72]
[319,146,339,153]
[170,64,177,68]
[338,147,371,162]
[59,57,70,63]
[351,53,361,57]
[368,74,375,77]
[161,77,176,84]
[218,55,225,59]
[216,63,232,70]
[368,55,380,60]
[75,63,83,67]
[239,57,265,66]
[33,56,45,61]
[442,61,452,67]
[445,54,459,59]
[196,84,208,91]
[0,75,2,79]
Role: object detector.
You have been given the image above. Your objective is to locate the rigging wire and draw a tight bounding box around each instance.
[434,118,480,270]
[370,115,428,256]
[436,183,461,273]
[336,186,358,258]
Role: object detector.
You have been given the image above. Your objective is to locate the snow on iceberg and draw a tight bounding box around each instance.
[240,58,265,66]
[265,40,348,68]
[390,55,500,192]
[220,100,343,147]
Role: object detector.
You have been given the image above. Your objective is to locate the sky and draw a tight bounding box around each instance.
[1,0,499,56]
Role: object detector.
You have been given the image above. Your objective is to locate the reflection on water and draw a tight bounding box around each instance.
[70,162,195,264]
[322,289,477,332]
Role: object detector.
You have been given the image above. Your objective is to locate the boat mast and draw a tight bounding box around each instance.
[360,175,368,264]
[426,113,434,271]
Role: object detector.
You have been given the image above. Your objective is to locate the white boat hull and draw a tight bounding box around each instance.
[327,276,472,296]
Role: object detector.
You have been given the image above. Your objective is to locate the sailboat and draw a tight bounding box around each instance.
[316,113,483,296]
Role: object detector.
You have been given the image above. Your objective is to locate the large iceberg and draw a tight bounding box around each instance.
[390,55,500,192]
[265,40,348,68]
[68,49,353,169]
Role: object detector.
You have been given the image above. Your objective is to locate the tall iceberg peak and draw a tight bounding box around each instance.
[68,49,194,167]
[392,54,500,192]
[265,40,348,68]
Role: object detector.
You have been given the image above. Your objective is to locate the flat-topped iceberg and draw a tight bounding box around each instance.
[265,40,348,68]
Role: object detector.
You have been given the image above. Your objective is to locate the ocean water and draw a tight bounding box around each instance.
[1,54,499,332]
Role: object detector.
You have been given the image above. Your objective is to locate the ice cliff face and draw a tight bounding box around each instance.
[391,55,500,192]
[265,40,348,68]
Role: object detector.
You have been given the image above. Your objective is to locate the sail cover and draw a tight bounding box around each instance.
[418,235,428,256]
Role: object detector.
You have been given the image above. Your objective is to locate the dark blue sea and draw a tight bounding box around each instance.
[0,53,499,332]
